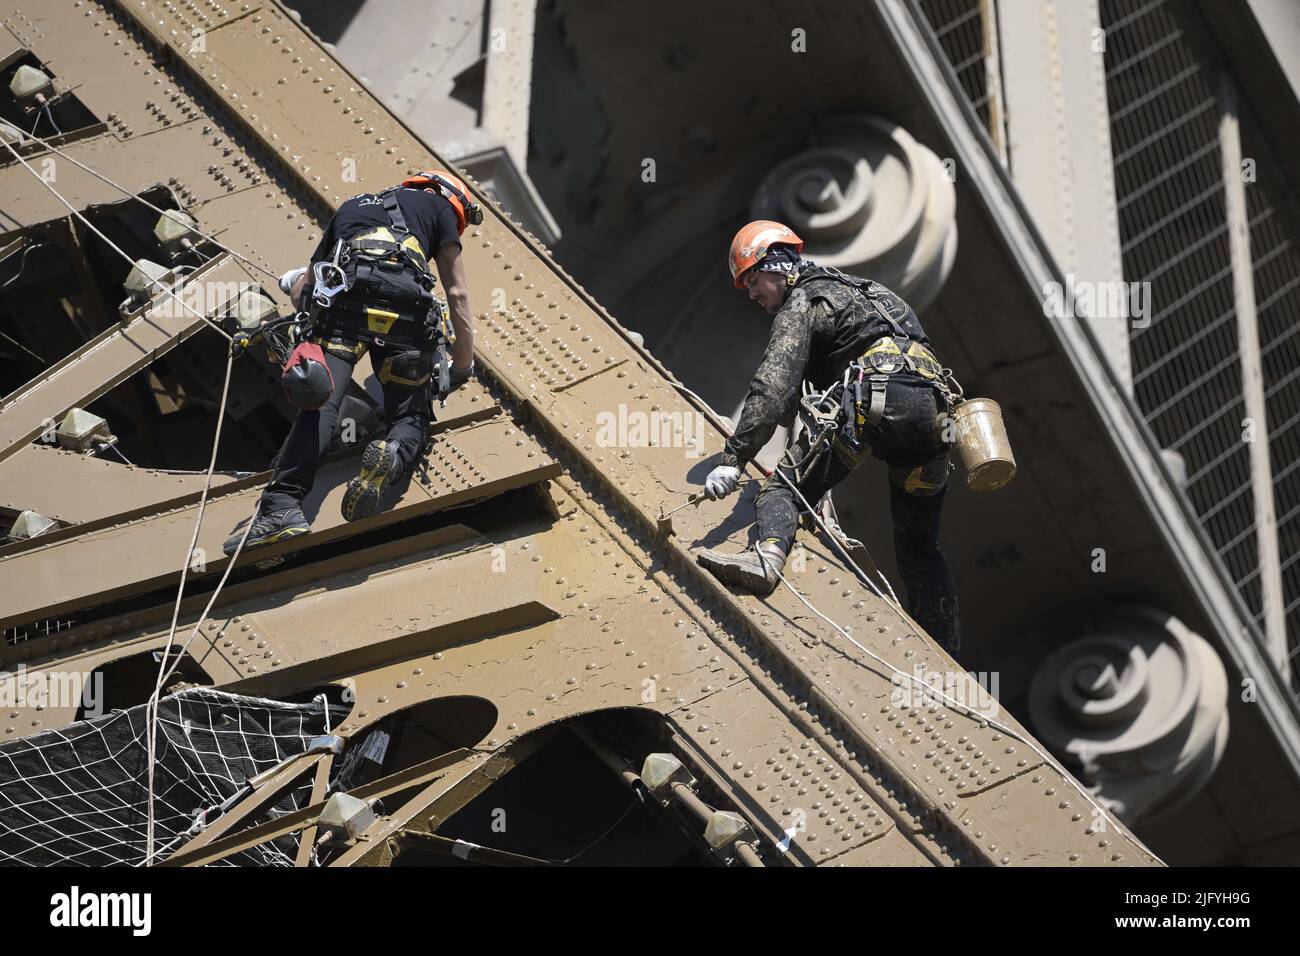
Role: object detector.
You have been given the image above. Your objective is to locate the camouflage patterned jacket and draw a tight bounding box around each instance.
[718,264,934,469]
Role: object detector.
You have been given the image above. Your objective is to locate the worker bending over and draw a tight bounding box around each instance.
[224,170,478,555]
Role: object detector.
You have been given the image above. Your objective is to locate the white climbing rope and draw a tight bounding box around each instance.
[0,138,233,342]
[11,127,284,284]
[669,380,1126,839]
[1,138,266,863]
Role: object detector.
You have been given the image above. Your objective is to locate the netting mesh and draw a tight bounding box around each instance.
[0,687,342,866]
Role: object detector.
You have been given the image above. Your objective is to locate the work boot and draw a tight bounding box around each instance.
[696,540,788,596]
[223,506,310,556]
[342,439,400,522]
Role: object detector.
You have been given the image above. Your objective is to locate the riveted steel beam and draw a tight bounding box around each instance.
[0,380,500,555]
[876,0,1300,790]
[0,417,558,630]
[0,254,251,465]
[162,748,478,868]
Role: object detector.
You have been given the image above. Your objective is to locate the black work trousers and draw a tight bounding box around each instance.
[754,376,962,659]
[261,337,435,513]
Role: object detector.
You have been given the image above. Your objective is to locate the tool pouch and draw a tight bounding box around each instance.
[281,340,334,410]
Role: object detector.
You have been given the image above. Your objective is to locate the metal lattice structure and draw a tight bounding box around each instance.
[1241,122,1300,686]
[0,0,1160,866]
[917,0,1300,700]
[1099,0,1300,693]
[1104,1,1254,612]
[917,0,1006,158]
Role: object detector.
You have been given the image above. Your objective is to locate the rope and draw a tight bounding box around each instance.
[141,366,265,861]
[670,380,1126,838]
[103,441,134,465]
[1,140,264,865]
[0,137,233,342]
[0,325,47,364]
[153,504,255,694]
[766,559,1122,835]
[11,127,283,284]
[142,348,235,866]
[774,433,900,605]
[391,794,642,867]
[32,102,62,136]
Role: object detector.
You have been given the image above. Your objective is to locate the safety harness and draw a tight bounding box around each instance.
[789,267,960,479]
[230,188,462,482]
[307,187,456,398]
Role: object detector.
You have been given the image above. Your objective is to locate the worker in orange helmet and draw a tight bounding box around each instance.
[224,170,480,556]
[697,220,962,657]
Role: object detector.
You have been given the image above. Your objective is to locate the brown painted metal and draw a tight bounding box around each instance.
[161,749,478,867]
[331,729,561,867]
[294,752,335,867]
[0,380,499,556]
[171,751,326,858]
[0,444,238,528]
[0,254,252,464]
[0,416,559,629]
[0,0,1162,867]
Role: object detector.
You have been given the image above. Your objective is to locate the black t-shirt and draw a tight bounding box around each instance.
[310,187,461,264]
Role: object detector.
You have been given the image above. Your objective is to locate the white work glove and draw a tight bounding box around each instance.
[704,464,742,500]
[278,266,308,296]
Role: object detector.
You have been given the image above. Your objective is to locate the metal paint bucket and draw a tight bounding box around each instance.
[952,397,1016,491]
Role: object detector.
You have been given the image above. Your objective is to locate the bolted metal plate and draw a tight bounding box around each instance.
[0,417,558,630]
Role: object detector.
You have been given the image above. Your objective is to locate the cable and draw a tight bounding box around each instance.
[551,795,641,865]
[767,559,1122,835]
[668,379,1125,838]
[398,795,641,867]
[2,133,262,866]
[13,127,282,284]
[153,512,254,695]
[30,103,61,136]
[0,137,233,342]
[142,348,252,866]
[0,323,46,364]
[686,388,898,605]
[1,241,38,289]
[685,378,899,604]
[102,441,134,466]
[772,456,899,605]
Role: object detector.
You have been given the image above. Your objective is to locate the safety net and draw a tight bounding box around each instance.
[0,687,344,866]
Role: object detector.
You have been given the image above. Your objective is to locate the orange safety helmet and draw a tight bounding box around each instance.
[401,169,484,235]
[728,220,804,289]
